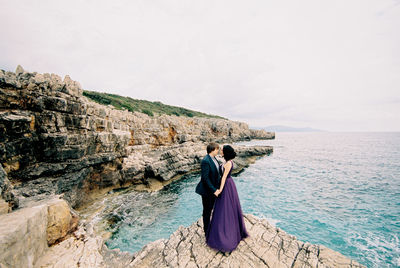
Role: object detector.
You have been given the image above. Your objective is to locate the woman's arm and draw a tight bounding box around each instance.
[219,161,232,192]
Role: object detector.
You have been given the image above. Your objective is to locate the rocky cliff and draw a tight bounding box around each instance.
[0,66,366,268]
[0,65,274,211]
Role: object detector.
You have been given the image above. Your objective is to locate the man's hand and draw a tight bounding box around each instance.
[214,189,221,197]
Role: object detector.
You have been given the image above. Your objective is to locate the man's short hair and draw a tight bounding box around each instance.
[207,142,219,154]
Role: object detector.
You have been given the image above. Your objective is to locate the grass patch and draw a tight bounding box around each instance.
[83,90,226,119]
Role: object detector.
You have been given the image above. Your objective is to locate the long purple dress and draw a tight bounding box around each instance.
[206,160,249,252]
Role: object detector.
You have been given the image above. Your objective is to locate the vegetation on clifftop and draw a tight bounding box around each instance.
[83,90,226,119]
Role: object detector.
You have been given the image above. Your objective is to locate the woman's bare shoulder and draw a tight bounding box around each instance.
[223,161,232,168]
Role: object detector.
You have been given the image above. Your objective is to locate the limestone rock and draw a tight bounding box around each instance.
[0,197,81,267]
[46,198,79,245]
[0,195,364,268]
[15,65,24,76]
[32,214,364,268]
[0,198,9,214]
[0,67,364,268]
[1,66,275,209]
[35,220,135,268]
[0,165,18,212]
[0,201,48,268]
[129,214,365,268]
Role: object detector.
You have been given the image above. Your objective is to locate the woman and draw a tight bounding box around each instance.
[206,145,249,252]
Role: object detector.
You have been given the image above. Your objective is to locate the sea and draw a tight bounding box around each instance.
[96,132,400,267]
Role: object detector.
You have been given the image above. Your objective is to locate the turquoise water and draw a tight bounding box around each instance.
[104,132,400,267]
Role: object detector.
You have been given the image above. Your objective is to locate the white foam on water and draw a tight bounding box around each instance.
[267,218,281,227]
[254,214,280,227]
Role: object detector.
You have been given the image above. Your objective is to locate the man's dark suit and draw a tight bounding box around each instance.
[195,154,222,234]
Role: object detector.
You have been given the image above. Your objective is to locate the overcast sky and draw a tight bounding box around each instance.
[1,0,399,131]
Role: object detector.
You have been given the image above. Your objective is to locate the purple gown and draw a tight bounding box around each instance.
[206,160,249,252]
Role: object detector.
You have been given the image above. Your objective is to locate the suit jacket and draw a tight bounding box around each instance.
[195,154,222,196]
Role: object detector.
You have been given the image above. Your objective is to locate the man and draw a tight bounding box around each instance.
[195,142,222,235]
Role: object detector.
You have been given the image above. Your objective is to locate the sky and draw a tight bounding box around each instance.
[1,0,399,131]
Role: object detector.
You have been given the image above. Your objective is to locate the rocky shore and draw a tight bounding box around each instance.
[0,196,365,268]
[0,66,365,267]
[131,214,365,268]
[0,65,273,211]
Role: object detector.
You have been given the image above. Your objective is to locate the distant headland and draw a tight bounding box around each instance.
[256,125,325,132]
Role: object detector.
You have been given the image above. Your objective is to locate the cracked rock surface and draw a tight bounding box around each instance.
[38,214,365,268]
[0,195,365,268]
[129,214,365,268]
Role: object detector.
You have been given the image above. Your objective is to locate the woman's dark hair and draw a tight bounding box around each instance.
[223,145,236,161]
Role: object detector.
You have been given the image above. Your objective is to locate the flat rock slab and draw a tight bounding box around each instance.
[0,203,48,268]
[0,197,79,268]
[129,214,365,268]
[31,214,365,268]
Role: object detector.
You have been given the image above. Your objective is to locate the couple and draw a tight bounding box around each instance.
[195,142,248,253]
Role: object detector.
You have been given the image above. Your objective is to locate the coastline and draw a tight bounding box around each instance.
[0,65,274,211]
[0,196,365,267]
[0,66,365,267]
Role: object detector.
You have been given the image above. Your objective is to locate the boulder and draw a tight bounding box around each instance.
[46,198,79,245]
[0,202,48,267]
[0,197,79,267]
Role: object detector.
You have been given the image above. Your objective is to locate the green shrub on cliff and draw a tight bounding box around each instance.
[83,90,225,119]
[141,109,154,117]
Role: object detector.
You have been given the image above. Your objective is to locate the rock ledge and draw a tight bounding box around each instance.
[130,214,365,268]
[0,196,365,268]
